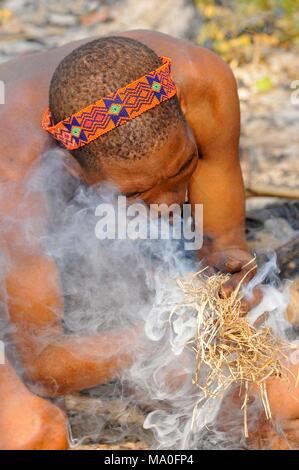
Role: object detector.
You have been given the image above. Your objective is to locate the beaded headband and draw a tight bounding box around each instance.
[42,56,176,151]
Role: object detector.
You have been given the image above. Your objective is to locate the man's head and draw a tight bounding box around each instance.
[49,36,197,206]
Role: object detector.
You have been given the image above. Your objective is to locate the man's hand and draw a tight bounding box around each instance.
[246,363,299,449]
[217,364,299,449]
[199,247,262,314]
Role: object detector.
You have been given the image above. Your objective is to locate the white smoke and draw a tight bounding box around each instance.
[1,148,297,450]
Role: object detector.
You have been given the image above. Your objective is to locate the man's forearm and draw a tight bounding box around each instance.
[27,328,140,397]
[188,158,247,253]
[5,252,141,396]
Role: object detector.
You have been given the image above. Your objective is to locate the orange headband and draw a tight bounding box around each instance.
[42,56,176,151]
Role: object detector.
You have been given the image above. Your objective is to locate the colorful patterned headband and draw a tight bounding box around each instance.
[42,56,176,150]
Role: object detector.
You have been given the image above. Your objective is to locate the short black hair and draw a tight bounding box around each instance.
[49,36,185,174]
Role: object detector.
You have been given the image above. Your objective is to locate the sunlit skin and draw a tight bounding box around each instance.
[0,30,298,449]
[0,363,67,450]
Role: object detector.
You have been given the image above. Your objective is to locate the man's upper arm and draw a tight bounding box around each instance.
[0,149,63,363]
[184,48,246,248]
[183,47,241,163]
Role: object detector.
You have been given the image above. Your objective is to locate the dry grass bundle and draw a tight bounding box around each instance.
[172,266,290,437]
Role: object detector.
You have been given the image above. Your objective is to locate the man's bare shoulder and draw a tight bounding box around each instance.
[0,78,49,181]
[127,31,240,159]
[122,30,237,116]
[171,39,238,118]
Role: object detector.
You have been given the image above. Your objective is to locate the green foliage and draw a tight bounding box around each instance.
[254,76,273,92]
[195,0,299,63]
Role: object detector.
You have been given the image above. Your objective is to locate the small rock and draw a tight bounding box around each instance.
[1,39,44,55]
[238,87,251,101]
[48,13,78,27]
[80,9,112,27]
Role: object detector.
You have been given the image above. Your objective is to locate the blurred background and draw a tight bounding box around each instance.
[1,0,299,449]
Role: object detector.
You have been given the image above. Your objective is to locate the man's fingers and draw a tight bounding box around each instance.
[220,280,263,317]
[220,266,257,298]
[225,257,243,273]
[204,253,243,274]
[240,287,264,316]
[200,255,220,276]
[252,311,269,327]
[206,266,217,277]
[201,251,259,312]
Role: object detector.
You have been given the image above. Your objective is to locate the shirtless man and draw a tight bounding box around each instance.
[0,31,298,450]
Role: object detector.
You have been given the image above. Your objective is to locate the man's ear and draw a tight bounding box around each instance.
[62,152,84,180]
